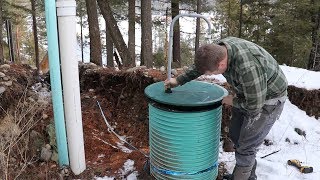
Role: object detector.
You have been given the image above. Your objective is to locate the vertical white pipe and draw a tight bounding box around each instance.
[56,0,86,175]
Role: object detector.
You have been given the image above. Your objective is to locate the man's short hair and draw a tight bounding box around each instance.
[195,44,226,73]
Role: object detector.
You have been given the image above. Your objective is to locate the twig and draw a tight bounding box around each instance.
[260,149,281,159]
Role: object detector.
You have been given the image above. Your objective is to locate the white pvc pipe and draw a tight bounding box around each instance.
[56,0,86,175]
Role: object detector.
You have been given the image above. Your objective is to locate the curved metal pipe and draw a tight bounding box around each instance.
[167,14,212,84]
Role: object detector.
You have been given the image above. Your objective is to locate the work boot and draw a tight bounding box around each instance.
[249,160,257,180]
[232,164,253,180]
[223,163,254,180]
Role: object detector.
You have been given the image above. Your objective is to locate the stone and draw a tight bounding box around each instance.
[0,64,10,69]
[51,151,59,163]
[42,113,49,120]
[3,81,12,86]
[2,77,9,81]
[126,66,147,72]
[30,130,45,154]
[0,72,5,77]
[159,66,166,72]
[0,86,5,94]
[183,66,189,70]
[40,145,52,161]
[171,69,178,76]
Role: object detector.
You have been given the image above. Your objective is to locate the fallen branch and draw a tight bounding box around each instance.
[260,149,281,159]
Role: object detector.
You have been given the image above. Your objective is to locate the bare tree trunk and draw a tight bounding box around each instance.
[97,0,133,68]
[0,0,3,64]
[195,0,201,52]
[128,0,135,66]
[308,0,320,70]
[80,16,84,62]
[6,20,14,63]
[85,0,102,66]
[141,0,153,68]
[239,0,243,38]
[31,0,39,73]
[15,26,21,62]
[171,0,181,68]
[106,19,114,68]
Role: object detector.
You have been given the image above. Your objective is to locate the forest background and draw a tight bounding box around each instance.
[0,0,319,72]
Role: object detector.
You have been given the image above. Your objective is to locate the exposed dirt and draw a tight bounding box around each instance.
[2,63,318,180]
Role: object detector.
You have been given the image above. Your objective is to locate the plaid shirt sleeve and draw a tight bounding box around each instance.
[176,64,202,85]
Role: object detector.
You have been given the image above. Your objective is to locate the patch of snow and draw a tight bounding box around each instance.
[220,100,320,180]
[280,65,320,90]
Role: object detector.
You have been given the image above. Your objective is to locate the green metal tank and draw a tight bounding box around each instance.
[145,80,228,180]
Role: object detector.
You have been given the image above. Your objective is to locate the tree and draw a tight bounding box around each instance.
[85,0,102,66]
[265,0,313,67]
[195,0,201,52]
[128,0,135,65]
[308,0,320,70]
[97,0,133,68]
[31,0,39,74]
[0,0,3,64]
[76,0,87,62]
[106,19,114,68]
[171,0,181,68]
[141,0,152,68]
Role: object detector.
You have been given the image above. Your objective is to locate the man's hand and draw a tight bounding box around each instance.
[164,78,179,90]
[222,95,234,106]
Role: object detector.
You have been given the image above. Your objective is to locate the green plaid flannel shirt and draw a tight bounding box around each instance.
[176,37,288,114]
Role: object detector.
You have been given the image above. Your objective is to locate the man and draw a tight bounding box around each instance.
[165,37,288,180]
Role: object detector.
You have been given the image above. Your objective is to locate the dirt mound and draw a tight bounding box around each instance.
[288,85,320,119]
[0,64,37,118]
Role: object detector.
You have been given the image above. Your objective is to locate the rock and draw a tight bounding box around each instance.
[0,64,10,69]
[0,72,5,77]
[183,66,189,71]
[0,86,5,94]
[40,145,53,161]
[2,77,9,81]
[30,130,45,154]
[294,127,306,137]
[143,71,149,77]
[126,66,147,72]
[46,122,57,148]
[171,69,178,76]
[89,88,95,92]
[42,113,49,120]
[159,66,166,72]
[60,168,70,177]
[28,97,35,102]
[263,139,273,146]
[51,151,59,163]
[3,80,12,86]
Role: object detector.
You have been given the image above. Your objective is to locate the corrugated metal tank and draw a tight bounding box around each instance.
[145,81,228,180]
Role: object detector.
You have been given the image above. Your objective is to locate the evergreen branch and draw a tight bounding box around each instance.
[4,0,31,13]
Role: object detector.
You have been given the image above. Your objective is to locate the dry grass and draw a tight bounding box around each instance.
[0,87,48,180]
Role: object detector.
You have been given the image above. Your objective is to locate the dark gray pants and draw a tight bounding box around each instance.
[229,98,285,167]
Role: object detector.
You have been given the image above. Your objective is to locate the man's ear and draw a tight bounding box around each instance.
[218,58,227,69]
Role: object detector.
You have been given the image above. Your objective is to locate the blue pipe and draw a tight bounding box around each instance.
[44,0,69,166]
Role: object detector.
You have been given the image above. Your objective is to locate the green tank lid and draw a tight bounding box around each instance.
[145,81,228,107]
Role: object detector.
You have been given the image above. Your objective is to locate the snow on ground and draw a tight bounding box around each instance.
[220,100,320,180]
[95,159,138,180]
[280,65,320,90]
[98,66,320,179]
[217,66,320,179]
